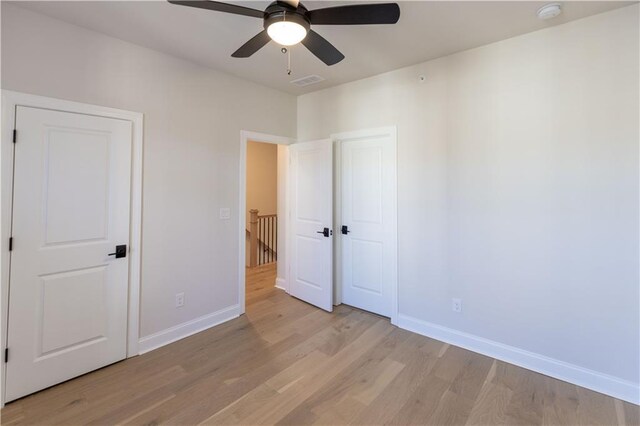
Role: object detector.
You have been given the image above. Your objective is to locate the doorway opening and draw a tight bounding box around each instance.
[246,140,278,269]
[237,128,398,323]
[238,132,293,315]
[245,140,280,305]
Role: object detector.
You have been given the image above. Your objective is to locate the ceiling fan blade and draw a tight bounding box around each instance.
[308,3,400,25]
[167,1,264,18]
[301,30,344,66]
[231,30,271,58]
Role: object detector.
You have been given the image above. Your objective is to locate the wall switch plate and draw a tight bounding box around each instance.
[219,208,230,220]
[176,292,185,308]
[452,298,462,313]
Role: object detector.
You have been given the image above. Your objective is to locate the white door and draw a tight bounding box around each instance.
[289,139,333,311]
[6,106,132,401]
[340,129,397,318]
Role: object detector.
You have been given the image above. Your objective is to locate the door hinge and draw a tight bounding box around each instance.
[8,237,13,251]
[4,348,8,363]
[12,129,17,143]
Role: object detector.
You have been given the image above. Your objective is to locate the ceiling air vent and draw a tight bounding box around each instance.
[290,75,325,87]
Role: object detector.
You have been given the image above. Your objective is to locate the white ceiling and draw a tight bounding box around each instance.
[11,0,635,94]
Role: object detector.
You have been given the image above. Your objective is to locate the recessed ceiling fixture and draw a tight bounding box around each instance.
[537,3,562,20]
[167,0,401,66]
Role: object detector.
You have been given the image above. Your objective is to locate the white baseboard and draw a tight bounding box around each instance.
[138,304,240,355]
[275,277,287,291]
[396,314,639,405]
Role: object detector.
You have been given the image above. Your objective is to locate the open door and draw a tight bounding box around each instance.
[289,139,333,311]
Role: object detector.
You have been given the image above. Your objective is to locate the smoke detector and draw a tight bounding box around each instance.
[537,3,562,20]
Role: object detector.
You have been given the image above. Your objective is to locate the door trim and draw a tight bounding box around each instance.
[332,126,398,325]
[238,131,295,315]
[1,90,144,406]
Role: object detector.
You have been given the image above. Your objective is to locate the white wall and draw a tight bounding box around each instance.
[1,4,296,340]
[298,4,639,397]
[246,141,278,226]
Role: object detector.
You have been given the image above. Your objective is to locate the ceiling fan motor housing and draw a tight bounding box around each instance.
[263,2,311,33]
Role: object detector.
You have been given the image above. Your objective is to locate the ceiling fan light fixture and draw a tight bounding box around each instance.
[267,21,307,46]
[168,0,401,66]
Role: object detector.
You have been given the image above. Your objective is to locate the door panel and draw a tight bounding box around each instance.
[289,139,333,311]
[6,106,132,401]
[43,129,111,244]
[352,145,383,223]
[40,266,108,355]
[341,132,397,318]
[351,239,383,294]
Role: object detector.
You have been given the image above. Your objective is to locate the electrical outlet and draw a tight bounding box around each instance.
[176,292,185,308]
[452,298,462,313]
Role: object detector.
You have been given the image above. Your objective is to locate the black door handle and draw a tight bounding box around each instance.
[316,227,330,238]
[108,244,127,259]
[341,225,350,235]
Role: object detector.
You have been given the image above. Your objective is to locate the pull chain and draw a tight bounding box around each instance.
[281,47,292,75]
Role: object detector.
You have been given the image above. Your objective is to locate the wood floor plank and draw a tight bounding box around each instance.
[622,400,640,426]
[200,382,279,425]
[163,309,372,425]
[448,349,494,401]
[387,373,451,425]
[576,386,619,426]
[428,389,476,426]
[541,376,580,426]
[352,358,405,406]
[1,264,633,425]
[350,357,437,424]
[236,319,393,425]
[277,328,411,425]
[95,392,176,426]
[465,381,514,425]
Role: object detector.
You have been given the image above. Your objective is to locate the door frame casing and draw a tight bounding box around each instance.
[1,90,144,406]
[332,126,398,325]
[238,131,295,315]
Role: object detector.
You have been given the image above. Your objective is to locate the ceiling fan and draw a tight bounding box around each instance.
[167,0,401,66]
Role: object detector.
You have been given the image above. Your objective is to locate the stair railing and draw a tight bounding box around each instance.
[249,209,277,267]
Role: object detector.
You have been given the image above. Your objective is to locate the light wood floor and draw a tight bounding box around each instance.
[2,263,638,425]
